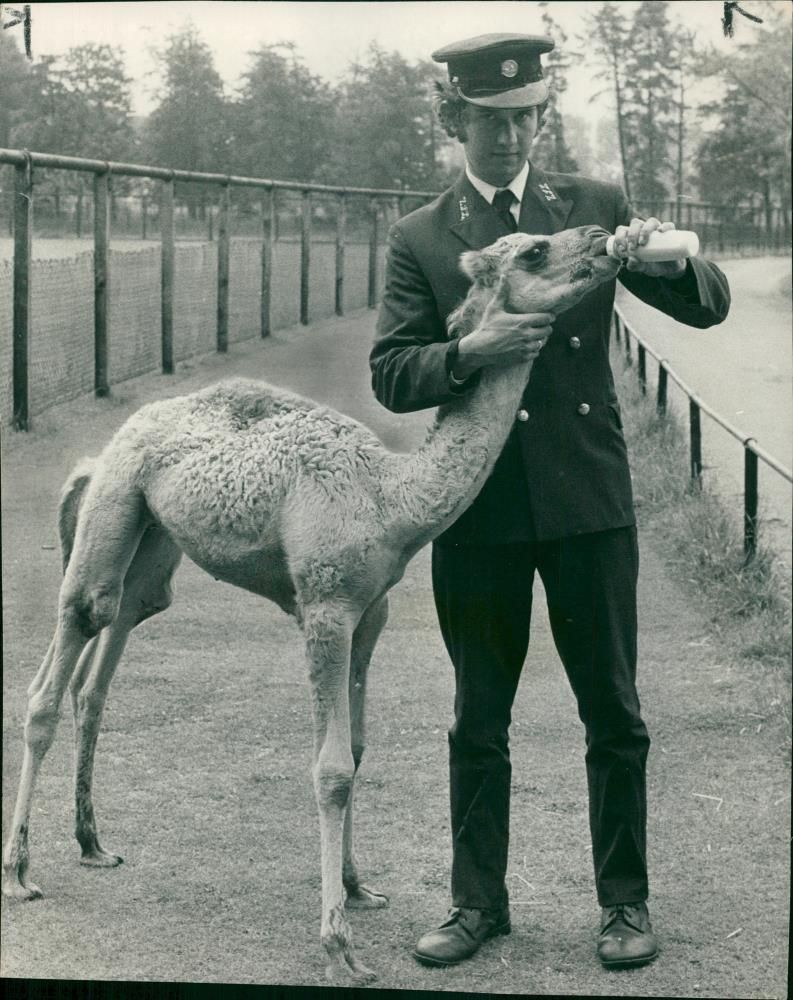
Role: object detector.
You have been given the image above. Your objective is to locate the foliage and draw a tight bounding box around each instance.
[2,40,136,210]
[580,0,633,197]
[143,24,230,213]
[2,39,135,159]
[620,1,681,205]
[0,30,37,148]
[694,1,791,229]
[229,43,333,185]
[531,2,579,175]
[325,44,445,191]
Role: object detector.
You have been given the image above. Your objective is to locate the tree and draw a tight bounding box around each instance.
[694,1,791,234]
[620,1,681,209]
[531,2,579,174]
[5,42,136,222]
[0,29,36,148]
[581,1,633,199]
[327,44,445,190]
[144,24,230,216]
[230,42,334,183]
[5,42,134,158]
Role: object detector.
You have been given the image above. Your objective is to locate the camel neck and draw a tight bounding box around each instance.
[387,359,532,553]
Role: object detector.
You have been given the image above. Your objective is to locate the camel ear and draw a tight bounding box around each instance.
[460,247,500,286]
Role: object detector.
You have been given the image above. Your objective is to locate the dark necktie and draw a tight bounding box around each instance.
[493,188,518,232]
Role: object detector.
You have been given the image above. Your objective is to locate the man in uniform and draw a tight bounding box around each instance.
[369,33,730,969]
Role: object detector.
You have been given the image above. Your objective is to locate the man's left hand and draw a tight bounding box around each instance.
[612,217,687,278]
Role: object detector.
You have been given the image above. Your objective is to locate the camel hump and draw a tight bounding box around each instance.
[58,458,98,573]
[197,377,319,428]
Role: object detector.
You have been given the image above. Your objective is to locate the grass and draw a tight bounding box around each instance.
[614,348,792,731]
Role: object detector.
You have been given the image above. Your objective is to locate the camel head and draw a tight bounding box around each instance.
[455,225,621,330]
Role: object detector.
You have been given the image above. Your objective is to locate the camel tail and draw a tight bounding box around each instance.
[58,458,97,573]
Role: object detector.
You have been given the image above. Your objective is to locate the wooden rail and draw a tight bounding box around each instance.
[1,147,437,429]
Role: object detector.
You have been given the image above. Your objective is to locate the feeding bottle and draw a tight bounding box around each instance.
[605,229,700,262]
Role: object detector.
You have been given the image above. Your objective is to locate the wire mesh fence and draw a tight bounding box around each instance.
[0,150,428,428]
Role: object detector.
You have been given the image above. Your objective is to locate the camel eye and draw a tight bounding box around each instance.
[517,246,547,270]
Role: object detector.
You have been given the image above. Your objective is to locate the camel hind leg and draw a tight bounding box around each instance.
[70,524,182,867]
[2,480,149,900]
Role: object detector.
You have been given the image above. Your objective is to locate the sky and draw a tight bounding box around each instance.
[8,0,756,119]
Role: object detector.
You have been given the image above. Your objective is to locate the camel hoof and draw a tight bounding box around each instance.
[2,873,43,901]
[345,883,389,909]
[350,961,378,985]
[325,957,378,986]
[80,849,123,868]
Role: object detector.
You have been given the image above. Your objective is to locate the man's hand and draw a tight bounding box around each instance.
[453,305,554,378]
[612,217,687,278]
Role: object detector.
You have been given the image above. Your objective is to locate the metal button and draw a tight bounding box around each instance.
[569,336,581,350]
[577,402,590,415]
[517,408,529,422]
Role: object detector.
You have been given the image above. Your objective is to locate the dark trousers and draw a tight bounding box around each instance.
[431,526,650,909]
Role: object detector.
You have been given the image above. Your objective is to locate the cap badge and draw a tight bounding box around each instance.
[500,59,519,78]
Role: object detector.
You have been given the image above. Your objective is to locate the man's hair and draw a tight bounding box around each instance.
[432,80,548,141]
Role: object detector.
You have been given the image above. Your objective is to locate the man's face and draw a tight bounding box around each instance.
[461,105,539,188]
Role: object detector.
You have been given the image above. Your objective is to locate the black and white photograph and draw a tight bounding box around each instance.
[1,2,790,997]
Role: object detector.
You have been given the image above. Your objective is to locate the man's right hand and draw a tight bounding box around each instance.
[453,308,555,378]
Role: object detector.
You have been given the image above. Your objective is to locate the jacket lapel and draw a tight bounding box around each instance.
[520,164,574,235]
[448,165,576,248]
[448,175,512,250]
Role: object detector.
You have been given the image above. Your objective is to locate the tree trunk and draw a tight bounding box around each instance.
[676,74,685,228]
[611,52,632,203]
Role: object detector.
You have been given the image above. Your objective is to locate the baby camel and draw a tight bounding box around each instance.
[3,225,620,983]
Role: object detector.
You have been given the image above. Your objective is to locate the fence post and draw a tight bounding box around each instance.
[260,187,275,338]
[689,398,702,485]
[301,189,311,325]
[160,176,175,373]
[743,443,758,560]
[657,362,668,417]
[638,342,646,395]
[93,167,111,397]
[368,198,379,309]
[217,182,230,352]
[12,156,33,430]
[335,192,346,317]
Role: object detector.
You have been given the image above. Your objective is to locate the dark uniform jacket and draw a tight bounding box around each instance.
[370,165,731,545]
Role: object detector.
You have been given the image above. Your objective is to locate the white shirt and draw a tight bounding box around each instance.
[465,161,530,226]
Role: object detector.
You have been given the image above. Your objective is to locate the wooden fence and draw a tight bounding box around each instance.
[0,147,435,430]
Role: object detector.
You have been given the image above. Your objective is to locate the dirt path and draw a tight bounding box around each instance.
[2,311,789,997]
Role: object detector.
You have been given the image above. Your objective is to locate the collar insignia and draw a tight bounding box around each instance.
[538,181,558,202]
[458,196,469,221]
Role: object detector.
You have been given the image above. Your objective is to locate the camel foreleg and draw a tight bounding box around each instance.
[343,596,388,911]
[303,600,376,985]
